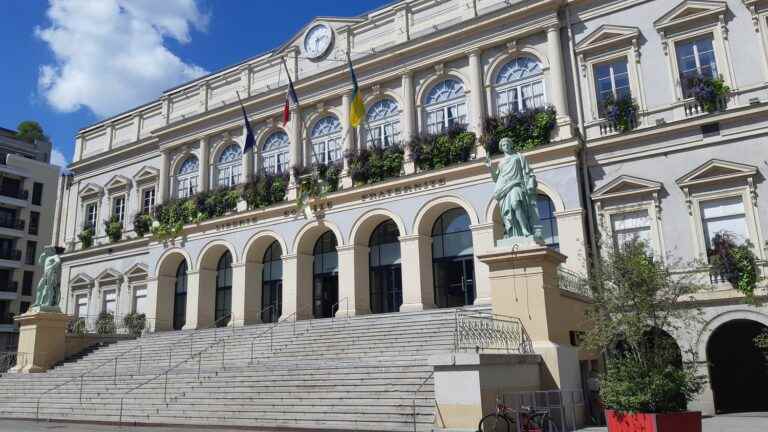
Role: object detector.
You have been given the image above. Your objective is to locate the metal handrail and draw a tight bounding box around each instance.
[330,296,350,327]
[0,351,29,374]
[411,371,435,432]
[453,309,533,354]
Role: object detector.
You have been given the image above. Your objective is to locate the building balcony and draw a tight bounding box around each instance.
[0,281,17,294]
[0,250,22,269]
[0,190,28,208]
[0,219,25,239]
[0,189,28,201]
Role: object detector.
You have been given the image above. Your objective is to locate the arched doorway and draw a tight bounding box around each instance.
[215,252,233,326]
[173,261,188,330]
[432,208,475,308]
[707,319,768,413]
[313,231,339,318]
[369,220,402,314]
[262,241,283,323]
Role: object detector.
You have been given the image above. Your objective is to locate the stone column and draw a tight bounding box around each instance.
[183,270,215,330]
[230,263,261,327]
[281,254,299,318]
[199,137,210,192]
[468,49,486,140]
[546,25,569,120]
[341,93,354,188]
[470,223,495,306]
[336,244,371,317]
[399,234,435,312]
[401,71,416,174]
[147,276,174,332]
[288,108,303,200]
[159,150,170,203]
[242,126,254,184]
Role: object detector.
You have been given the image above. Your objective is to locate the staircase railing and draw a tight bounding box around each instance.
[412,371,435,432]
[0,351,29,374]
[330,296,350,327]
[453,310,533,354]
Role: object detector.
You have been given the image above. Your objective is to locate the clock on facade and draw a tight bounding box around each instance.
[303,24,334,59]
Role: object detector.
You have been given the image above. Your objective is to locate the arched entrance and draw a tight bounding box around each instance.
[432,208,475,308]
[173,261,188,330]
[313,231,339,318]
[369,220,402,314]
[707,319,768,413]
[262,241,283,323]
[215,251,233,326]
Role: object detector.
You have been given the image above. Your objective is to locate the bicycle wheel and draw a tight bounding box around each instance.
[540,415,560,432]
[478,413,513,432]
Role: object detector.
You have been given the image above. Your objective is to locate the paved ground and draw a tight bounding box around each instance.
[578,412,768,432]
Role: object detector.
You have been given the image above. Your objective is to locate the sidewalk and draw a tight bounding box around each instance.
[579,413,768,432]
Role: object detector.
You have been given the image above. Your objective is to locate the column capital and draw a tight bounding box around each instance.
[466,47,482,58]
[398,234,431,243]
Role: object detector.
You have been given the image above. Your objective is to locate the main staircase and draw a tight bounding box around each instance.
[0,307,517,431]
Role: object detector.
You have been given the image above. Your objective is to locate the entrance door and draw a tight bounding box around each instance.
[370,265,403,314]
[173,261,188,330]
[434,257,475,308]
[261,280,282,323]
[313,274,338,318]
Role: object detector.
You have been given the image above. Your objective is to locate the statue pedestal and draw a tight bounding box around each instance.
[477,244,582,390]
[12,311,72,373]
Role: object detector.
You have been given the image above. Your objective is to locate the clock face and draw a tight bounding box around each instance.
[304,24,333,59]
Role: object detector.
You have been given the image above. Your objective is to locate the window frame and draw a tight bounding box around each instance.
[260,131,291,175]
[423,79,468,135]
[310,116,343,165]
[365,99,401,149]
[215,144,243,188]
[141,186,156,215]
[111,194,127,224]
[83,200,99,233]
[493,57,547,116]
[175,156,200,199]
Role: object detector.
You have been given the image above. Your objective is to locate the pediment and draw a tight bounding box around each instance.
[576,25,641,54]
[592,175,662,200]
[78,183,104,199]
[676,159,757,187]
[96,268,123,283]
[70,273,94,288]
[133,166,159,185]
[654,1,727,31]
[275,17,365,57]
[125,263,149,280]
[105,175,131,192]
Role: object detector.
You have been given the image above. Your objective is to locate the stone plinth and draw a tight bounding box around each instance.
[12,311,72,373]
[478,244,582,390]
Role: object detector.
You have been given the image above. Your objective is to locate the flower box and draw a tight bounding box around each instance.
[606,410,701,432]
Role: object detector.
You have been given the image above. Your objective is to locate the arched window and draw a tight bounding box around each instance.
[262,241,283,323]
[310,116,342,164]
[369,220,402,314]
[312,231,339,318]
[365,99,400,148]
[537,194,559,250]
[495,57,545,115]
[176,156,199,198]
[216,144,242,188]
[261,131,290,175]
[173,261,188,330]
[424,79,467,134]
[432,208,475,308]
[215,251,232,326]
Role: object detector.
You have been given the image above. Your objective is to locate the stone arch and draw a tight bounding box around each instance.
[196,240,239,271]
[302,108,344,141]
[193,239,238,328]
[362,89,404,109]
[243,230,288,264]
[156,247,194,277]
[292,221,343,319]
[415,70,471,108]
[169,149,199,177]
[153,248,192,331]
[484,181,566,224]
[413,195,479,236]
[485,47,551,87]
[209,137,242,166]
[292,220,345,255]
[696,309,768,360]
[350,209,408,246]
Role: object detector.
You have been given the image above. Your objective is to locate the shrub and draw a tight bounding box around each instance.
[709,232,759,301]
[95,312,116,335]
[133,212,152,237]
[78,224,94,249]
[194,187,240,219]
[104,216,123,243]
[242,173,289,209]
[346,145,404,185]
[686,75,730,113]
[293,162,342,198]
[482,106,556,155]
[408,126,476,171]
[123,312,147,337]
[152,198,192,238]
[71,318,87,336]
[600,94,639,133]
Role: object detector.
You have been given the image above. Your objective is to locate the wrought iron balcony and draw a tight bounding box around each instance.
[0,219,24,230]
[556,267,591,297]
[0,250,22,261]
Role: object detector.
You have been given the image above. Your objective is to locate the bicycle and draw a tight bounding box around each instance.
[478,401,560,432]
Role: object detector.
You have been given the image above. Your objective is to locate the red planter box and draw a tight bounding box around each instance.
[605,410,702,432]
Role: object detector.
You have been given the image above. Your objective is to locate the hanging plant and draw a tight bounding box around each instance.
[194,187,240,220]
[104,216,123,243]
[482,106,556,155]
[686,74,730,113]
[709,232,759,301]
[600,93,639,133]
[133,212,152,237]
[241,173,289,209]
[346,145,404,186]
[408,125,476,171]
[78,224,94,249]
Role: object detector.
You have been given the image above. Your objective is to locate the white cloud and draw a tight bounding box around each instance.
[49,147,69,171]
[36,0,208,118]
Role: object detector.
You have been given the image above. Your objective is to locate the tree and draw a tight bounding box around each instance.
[582,238,706,413]
[15,121,48,144]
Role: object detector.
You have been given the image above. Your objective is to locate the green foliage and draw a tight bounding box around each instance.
[346,145,404,185]
[194,188,240,219]
[582,237,705,413]
[755,329,768,351]
[104,216,123,243]
[132,213,152,237]
[408,126,476,171]
[241,173,289,209]
[294,162,342,198]
[600,94,639,133]
[709,232,760,301]
[687,75,730,113]
[95,312,116,335]
[71,318,87,336]
[123,312,147,337]
[482,106,556,155]
[151,187,240,239]
[15,121,48,144]
[78,224,94,249]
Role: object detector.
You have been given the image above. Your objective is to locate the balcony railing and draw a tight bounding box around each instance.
[0,250,22,261]
[0,282,17,293]
[597,114,639,137]
[683,95,728,118]
[556,267,591,298]
[0,189,28,201]
[0,219,24,230]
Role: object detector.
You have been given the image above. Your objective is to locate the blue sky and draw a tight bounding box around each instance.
[0,0,391,168]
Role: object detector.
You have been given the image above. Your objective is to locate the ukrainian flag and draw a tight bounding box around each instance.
[347,55,365,128]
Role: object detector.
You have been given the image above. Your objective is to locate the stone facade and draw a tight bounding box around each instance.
[53,0,768,416]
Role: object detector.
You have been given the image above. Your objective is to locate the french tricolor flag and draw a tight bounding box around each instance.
[283,63,300,125]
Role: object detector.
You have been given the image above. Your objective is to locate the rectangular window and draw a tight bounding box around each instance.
[177,177,198,199]
[426,102,467,134]
[20,301,30,314]
[701,196,748,254]
[134,286,147,314]
[28,211,40,236]
[76,294,88,318]
[102,290,117,315]
[593,58,631,116]
[676,35,718,98]
[112,195,126,223]
[0,300,11,324]
[84,202,98,230]
[25,241,37,265]
[611,210,652,250]
[22,271,33,296]
[32,182,43,205]
[142,188,156,214]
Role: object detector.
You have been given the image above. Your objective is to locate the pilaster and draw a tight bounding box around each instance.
[546,25,569,121]
[401,71,416,175]
[158,150,170,203]
[200,137,210,192]
[398,234,435,312]
[336,244,371,317]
